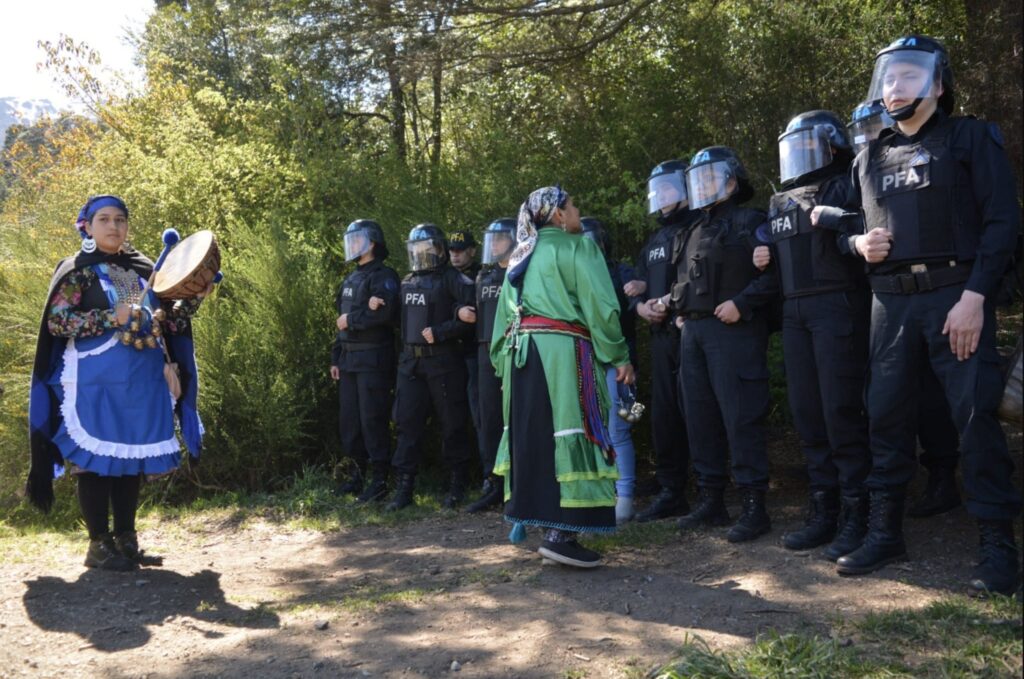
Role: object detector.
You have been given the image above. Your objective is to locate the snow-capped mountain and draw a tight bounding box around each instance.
[1,97,60,146]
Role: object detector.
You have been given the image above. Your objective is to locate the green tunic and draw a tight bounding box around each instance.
[490,228,630,509]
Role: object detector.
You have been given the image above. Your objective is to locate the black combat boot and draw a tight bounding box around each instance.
[783,488,839,550]
[968,520,1021,598]
[441,468,468,509]
[677,487,730,530]
[836,490,907,575]
[114,531,164,567]
[334,463,366,497]
[84,533,137,571]
[823,491,869,562]
[385,473,416,512]
[727,488,772,543]
[907,467,961,517]
[634,487,690,523]
[466,475,503,514]
[355,465,389,504]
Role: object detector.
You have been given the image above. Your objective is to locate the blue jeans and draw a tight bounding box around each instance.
[606,366,636,498]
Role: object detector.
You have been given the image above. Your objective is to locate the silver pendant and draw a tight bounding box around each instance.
[81,237,97,254]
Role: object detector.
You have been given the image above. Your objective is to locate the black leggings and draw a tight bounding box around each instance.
[76,473,142,539]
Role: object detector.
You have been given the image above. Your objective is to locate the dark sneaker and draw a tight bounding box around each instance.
[85,535,137,572]
[114,531,164,567]
[538,540,602,569]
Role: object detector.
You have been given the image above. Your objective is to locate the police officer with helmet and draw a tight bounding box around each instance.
[816,36,1021,595]
[752,111,872,556]
[448,229,485,478]
[624,160,699,522]
[657,146,778,543]
[331,220,401,502]
[388,224,476,511]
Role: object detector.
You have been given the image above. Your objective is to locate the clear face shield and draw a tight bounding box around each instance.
[344,230,372,262]
[407,239,443,272]
[482,232,514,265]
[646,171,688,213]
[686,161,737,209]
[848,109,893,154]
[778,127,834,184]
[867,50,941,114]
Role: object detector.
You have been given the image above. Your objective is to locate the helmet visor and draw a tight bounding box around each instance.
[686,161,737,209]
[646,171,688,213]
[482,231,514,265]
[407,239,443,271]
[344,230,372,262]
[848,112,892,154]
[867,50,941,112]
[778,128,834,184]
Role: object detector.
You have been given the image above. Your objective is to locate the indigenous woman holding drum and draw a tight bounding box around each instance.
[490,186,635,569]
[26,195,212,571]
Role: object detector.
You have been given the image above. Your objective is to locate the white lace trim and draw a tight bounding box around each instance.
[60,338,180,459]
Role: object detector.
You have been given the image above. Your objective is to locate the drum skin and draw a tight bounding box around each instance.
[153,230,221,300]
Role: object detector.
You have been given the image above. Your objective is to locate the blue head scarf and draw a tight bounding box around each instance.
[75,195,129,238]
[507,185,568,287]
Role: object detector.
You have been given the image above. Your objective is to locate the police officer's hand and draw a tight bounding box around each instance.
[809,205,826,226]
[615,363,636,385]
[752,246,771,271]
[422,327,435,344]
[942,290,985,361]
[714,300,741,324]
[368,296,385,311]
[330,366,340,381]
[637,299,667,324]
[458,306,477,323]
[336,314,349,331]
[853,228,893,263]
[623,279,647,297]
[675,316,684,329]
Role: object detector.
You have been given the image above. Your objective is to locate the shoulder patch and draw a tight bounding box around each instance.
[988,122,1005,148]
[754,222,772,244]
[384,278,398,291]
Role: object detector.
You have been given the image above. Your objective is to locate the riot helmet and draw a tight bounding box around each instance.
[848,100,894,154]
[406,223,447,272]
[481,218,515,266]
[646,160,689,214]
[777,110,851,185]
[686,146,753,209]
[344,219,387,262]
[867,35,954,121]
[580,216,612,258]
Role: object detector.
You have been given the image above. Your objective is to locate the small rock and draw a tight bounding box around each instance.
[450,660,461,671]
[315,620,330,631]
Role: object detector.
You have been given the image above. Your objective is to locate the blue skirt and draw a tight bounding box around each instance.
[48,332,181,477]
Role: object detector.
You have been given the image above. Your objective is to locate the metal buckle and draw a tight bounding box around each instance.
[910,263,928,273]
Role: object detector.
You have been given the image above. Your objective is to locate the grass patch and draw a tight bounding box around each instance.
[650,595,1022,679]
[580,520,679,553]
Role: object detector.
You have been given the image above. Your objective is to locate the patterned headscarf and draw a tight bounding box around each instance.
[75,195,129,238]
[507,185,568,287]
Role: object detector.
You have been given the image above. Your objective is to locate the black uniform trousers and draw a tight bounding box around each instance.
[917,361,960,472]
[782,291,871,491]
[464,348,483,459]
[866,284,1021,521]
[337,346,394,469]
[649,328,691,491]
[679,316,770,490]
[477,342,503,478]
[391,348,473,475]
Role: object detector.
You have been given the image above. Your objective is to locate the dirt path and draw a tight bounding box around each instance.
[1,486,1001,679]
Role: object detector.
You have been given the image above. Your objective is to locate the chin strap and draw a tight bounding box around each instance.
[887,97,923,121]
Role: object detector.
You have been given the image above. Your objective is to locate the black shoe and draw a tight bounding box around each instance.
[84,534,137,572]
[466,476,503,514]
[334,465,365,497]
[385,473,416,512]
[836,490,907,575]
[538,540,602,568]
[114,531,163,567]
[823,492,869,562]
[968,520,1020,598]
[635,487,690,523]
[677,487,730,530]
[355,471,388,504]
[907,467,961,517]
[727,488,771,543]
[783,489,839,550]
[441,468,468,509]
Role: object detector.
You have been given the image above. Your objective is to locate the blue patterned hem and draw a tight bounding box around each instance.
[503,515,616,534]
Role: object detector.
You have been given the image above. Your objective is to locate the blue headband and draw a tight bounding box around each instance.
[76,195,129,237]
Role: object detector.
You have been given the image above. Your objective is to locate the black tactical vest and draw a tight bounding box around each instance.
[401,270,454,345]
[860,116,979,264]
[334,265,394,345]
[674,207,763,314]
[642,225,681,300]
[768,177,859,297]
[475,266,506,343]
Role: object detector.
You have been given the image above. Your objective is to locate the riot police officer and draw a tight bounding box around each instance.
[463,219,515,513]
[659,147,777,543]
[818,36,1021,595]
[448,229,484,464]
[331,220,401,502]
[753,111,871,556]
[388,224,476,511]
[624,160,700,522]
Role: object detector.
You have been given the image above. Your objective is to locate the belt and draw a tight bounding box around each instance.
[517,315,591,339]
[405,343,459,358]
[340,342,391,352]
[683,311,716,320]
[869,261,971,295]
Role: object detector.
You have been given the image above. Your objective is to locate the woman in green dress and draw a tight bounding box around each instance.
[490,186,635,568]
